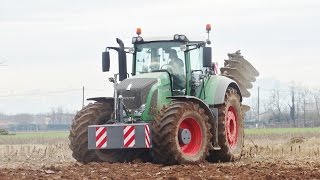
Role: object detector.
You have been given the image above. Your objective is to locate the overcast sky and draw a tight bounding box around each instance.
[0,0,319,114]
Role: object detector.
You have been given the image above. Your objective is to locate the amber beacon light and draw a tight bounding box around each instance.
[136,28,142,36]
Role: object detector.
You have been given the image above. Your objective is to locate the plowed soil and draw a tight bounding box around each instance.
[1,132,320,179]
[0,160,319,180]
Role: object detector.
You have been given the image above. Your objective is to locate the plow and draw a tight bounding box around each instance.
[69,24,259,165]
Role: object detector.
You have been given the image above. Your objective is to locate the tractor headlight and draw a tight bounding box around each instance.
[137,36,143,42]
[132,36,143,44]
[179,35,186,41]
[174,34,180,40]
[132,37,137,44]
[134,104,146,116]
[173,34,188,41]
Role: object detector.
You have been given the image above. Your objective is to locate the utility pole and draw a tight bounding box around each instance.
[290,87,296,126]
[304,98,306,127]
[257,86,260,124]
[82,86,85,107]
[314,95,320,127]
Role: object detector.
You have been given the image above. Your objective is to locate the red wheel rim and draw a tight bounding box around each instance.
[178,117,202,155]
[225,106,238,149]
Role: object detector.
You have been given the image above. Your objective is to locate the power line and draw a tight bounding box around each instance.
[0,88,108,98]
[0,89,82,98]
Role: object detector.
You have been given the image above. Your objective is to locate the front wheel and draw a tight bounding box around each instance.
[69,102,139,163]
[152,101,212,165]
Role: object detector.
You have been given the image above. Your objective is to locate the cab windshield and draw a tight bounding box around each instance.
[134,42,185,75]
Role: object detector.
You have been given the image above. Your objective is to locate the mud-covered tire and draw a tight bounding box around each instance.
[152,101,212,165]
[69,103,110,163]
[69,102,138,163]
[208,87,244,162]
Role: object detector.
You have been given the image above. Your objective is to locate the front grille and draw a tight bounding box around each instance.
[116,78,157,111]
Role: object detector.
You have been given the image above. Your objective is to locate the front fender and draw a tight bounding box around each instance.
[168,96,215,124]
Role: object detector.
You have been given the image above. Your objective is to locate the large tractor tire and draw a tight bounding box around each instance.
[152,101,212,165]
[208,87,244,162]
[69,102,137,163]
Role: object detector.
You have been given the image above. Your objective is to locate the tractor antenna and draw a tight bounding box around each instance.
[206,24,211,45]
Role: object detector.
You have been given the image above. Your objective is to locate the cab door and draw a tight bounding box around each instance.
[188,47,205,98]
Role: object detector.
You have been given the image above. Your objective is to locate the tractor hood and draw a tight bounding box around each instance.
[116,72,171,113]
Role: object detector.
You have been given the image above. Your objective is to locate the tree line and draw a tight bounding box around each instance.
[0,107,75,131]
[246,83,320,128]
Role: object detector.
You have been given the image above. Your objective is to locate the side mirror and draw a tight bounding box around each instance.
[101,38,127,81]
[203,47,212,67]
[102,51,110,72]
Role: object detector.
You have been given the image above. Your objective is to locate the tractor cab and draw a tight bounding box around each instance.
[130,29,214,97]
[102,26,214,97]
[133,41,187,94]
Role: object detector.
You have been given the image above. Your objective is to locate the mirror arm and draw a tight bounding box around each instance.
[106,47,132,53]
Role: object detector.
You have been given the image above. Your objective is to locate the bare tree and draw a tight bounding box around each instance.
[313,89,320,126]
[296,85,307,127]
[50,106,73,125]
[264,89,289,124]
[247,82,320,128]
[288,82,296,126]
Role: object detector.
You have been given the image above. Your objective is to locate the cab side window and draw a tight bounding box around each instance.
[189,47,204,97]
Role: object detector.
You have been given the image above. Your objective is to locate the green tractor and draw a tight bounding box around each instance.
[0,128,9,135]
[69,25,258,165]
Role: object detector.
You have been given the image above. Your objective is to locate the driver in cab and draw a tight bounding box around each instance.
[167,49,186,92]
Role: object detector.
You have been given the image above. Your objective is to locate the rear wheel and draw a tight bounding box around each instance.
[152,101,211,165]
[208,87,244,162]
[69,102,138,163]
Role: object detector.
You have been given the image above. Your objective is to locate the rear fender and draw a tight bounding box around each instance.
[204,76,242,105]
[87,97,114,106]
[214,81,242,104]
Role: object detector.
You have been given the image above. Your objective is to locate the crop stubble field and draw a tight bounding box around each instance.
[0,128,319,179]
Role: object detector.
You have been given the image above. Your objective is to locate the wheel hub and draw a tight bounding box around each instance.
[226,106,238,149]
[178,128,192,145]
[178,117,202,155]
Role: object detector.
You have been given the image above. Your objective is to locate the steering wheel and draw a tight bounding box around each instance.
[160,64,174,73]
[160,64,170,69]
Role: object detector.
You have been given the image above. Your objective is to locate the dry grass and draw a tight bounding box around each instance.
[0,129,319,168]
[243,132,320,162]
[0,131,74,168]
[0,143,75,168]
